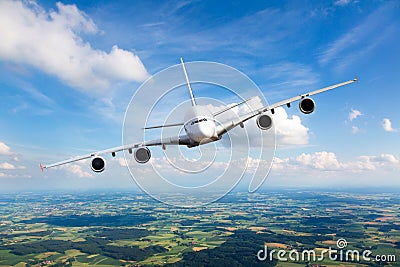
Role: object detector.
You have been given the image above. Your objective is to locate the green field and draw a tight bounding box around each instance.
[0,190,398,266]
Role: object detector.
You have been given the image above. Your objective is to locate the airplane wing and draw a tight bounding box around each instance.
[216,78,358,136]
[143,122,184,130]
[41,134,191,170]
[212,97,255,117]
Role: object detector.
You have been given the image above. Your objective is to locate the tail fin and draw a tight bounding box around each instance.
[180,58,196,106]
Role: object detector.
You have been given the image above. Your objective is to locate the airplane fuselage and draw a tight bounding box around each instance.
[183,105,218,144]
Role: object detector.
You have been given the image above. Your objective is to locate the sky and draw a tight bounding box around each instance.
[0,0,399,192]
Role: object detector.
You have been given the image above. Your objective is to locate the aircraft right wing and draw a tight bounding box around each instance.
[41,134,191,170]
[143,122,184,130]
[216,78,358,136]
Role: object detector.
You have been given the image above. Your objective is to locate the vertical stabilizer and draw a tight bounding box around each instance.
[180,58,196,106]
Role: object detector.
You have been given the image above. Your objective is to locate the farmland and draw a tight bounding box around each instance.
[0,189,398,266]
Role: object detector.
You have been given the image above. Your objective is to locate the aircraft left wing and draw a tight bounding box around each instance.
[216,78,358,136]
[41,134,191,170]
[212,97,255,117]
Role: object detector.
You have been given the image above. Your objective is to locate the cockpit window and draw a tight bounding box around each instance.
[190,118,208,125]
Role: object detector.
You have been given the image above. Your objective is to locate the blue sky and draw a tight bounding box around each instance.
[0,0,399,192]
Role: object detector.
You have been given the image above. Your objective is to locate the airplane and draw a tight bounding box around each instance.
[40,58,358,173]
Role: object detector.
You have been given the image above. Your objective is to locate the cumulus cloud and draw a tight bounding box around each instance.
[296,151,342,170]
[0,162,16,170]
[0,141,23,165]
[206,98,309,147]
[116,157,128,167]
[348,109,363,121]
[351,154,400,171]
[0,142,12,156]
[382,118,397,132]
[58,164,93,178]
[273,151,400,173]
[0,0,149,90]
[274,107,309,145]
[128,151,399,189]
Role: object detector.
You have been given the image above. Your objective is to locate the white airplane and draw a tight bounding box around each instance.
[41,59,358,173]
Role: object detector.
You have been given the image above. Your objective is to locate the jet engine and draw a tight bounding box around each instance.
[299,98,315,114]
[256,114,273,130]
[91,156,106,172]
[134,147,151,164]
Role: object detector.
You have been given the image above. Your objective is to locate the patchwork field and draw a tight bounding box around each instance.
[0,190,398,266]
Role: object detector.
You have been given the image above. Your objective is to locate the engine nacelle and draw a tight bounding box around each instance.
[299,98,315,114]
[91,156,106,172]
[134,147,151,164]
[256,114,273,130]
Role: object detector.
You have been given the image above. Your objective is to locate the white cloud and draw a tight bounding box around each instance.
[271,157,289,171]
[274,107,309,146]
[374,154,399,164]
[348,109,362,121]
[351,126,360,134]
[58,164,94,178]
[0,142,12,156]
[206,99,309,147]
[382,118,397,132]
[138,152,398,184]
[116,157,128,167]
[273,151,400,173]
[0,172,31,179]
[334,0,352,6]
[352,154,399,171]
[296,151,342,170]
[0,0,149,91]
[358,154,399,164]
[0,162,16,170]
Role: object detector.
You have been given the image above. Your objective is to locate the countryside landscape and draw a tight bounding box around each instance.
[0,189,398,266]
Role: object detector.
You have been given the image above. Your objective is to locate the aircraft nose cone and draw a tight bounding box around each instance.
[198,122,214,139]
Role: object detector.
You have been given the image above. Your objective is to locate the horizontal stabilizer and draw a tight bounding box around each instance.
[213,97,255,117]
[143,122,184,130]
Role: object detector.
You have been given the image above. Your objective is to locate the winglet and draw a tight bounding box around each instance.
[180,58,196,106]
[354,76,358,83]
[39,163,44,172]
